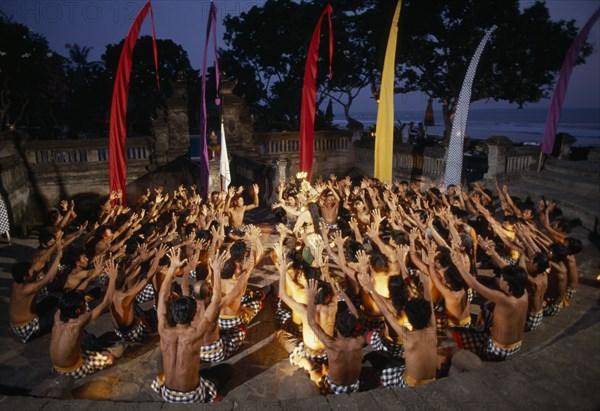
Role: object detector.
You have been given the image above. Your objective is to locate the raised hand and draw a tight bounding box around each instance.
[307,278,319,298]
[105,259,119,280]
[209,248,229,274]
[355,249,370,272]
[357,271,374,294]
[332,230,346,248]
[167,248,187,269]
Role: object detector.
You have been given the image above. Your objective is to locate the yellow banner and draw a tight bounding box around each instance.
[374,0,402,182]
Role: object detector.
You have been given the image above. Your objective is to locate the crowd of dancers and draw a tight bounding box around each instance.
[8,174,581,403]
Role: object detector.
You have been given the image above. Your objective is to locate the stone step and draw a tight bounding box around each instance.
[508,181,599,229]
[518,170,600,198]
[544,158,600,179]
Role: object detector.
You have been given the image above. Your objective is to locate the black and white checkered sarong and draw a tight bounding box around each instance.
[54,351,113,379]
[275,298,292,327]
[524,310,543,331]
[454,330,521,361]
[136,283,155,303]
[543,299,563,317]
[380,364,408,388]
[367,330,404,358]
[218,315,243,330]
[11,316,40,343]
[151,375,217,403]
[115,317,151,342]
[320,374,359,395]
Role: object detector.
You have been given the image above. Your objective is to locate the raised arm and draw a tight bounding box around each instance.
[306,278,335,348]
[246,184,260,211]
[357,268,405,338]
[157,249,186,332]
[90,259,118,322]
[274,243,306,316]
[204,249,227,321]
[450,247,508,306]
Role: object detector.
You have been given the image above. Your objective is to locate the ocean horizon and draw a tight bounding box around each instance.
[332,107,600,147]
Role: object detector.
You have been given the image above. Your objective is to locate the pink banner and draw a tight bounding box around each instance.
[541,8,599,155]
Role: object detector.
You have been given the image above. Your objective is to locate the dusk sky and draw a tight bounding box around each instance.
[1,0,599,114]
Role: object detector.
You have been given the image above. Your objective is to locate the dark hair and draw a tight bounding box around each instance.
[196,229,213,242]
[59,290,86,322]
[346,241,364,262]
[500,265,527,298]
[193,281,213,301]
[370,252,388,272]
[549,242,568,262]
[451,206,469,221]
[11,262,31,284]
[230,241,247,262]
[460,233,474,256]
[565,237,582,255]
[287,249,304,270]
[314,281,333,305]
[124,239,138,255]
[530,252,550,276]
[170,295,197,325]
[221,259,236,279]
[389,275,408,312]
[303,266,321,282]
[414,210,428,222]
[404,298,432,330]
[336,308,357,338]
[435,246,452,268]
[503,215,518,225]
[444,265,466,291]
[184,224,198,237]
[390,230,408,246]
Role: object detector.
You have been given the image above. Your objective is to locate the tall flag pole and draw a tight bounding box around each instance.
[299,4,333,181]
[442,26,496,188]
[109,0,159,204]
[539,8,600,170]
[374,0,402,183]
[200,1,221,197]
[220,118,231,190]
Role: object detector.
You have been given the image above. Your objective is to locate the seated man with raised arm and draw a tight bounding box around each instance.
[450,245,528,361]
[306,278,364,394]
[152,249,231,403]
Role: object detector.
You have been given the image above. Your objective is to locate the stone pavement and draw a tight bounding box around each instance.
[0,211,599,410]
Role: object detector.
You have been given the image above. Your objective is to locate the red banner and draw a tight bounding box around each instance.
[109,0,159,203]
[299,4,333,181]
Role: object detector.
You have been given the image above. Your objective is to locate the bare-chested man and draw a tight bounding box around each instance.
[306,278,363,394]
[451,248,528,361]
[50,259,118,378]
[542,242,569,317]
[109,244,166,342]
[275,243,337,384]
[9,240,63,343]
[318,179,341,230]
[151,249,231,403]
[224,184,259,239]
[359,263,438,388]
[195,249,252,363]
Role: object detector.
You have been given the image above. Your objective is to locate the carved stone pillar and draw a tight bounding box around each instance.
[484,136,512,180]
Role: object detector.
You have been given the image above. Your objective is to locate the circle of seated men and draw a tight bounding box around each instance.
[8,176,581,403]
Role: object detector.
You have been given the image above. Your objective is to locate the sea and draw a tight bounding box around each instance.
[332,107,600,147]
